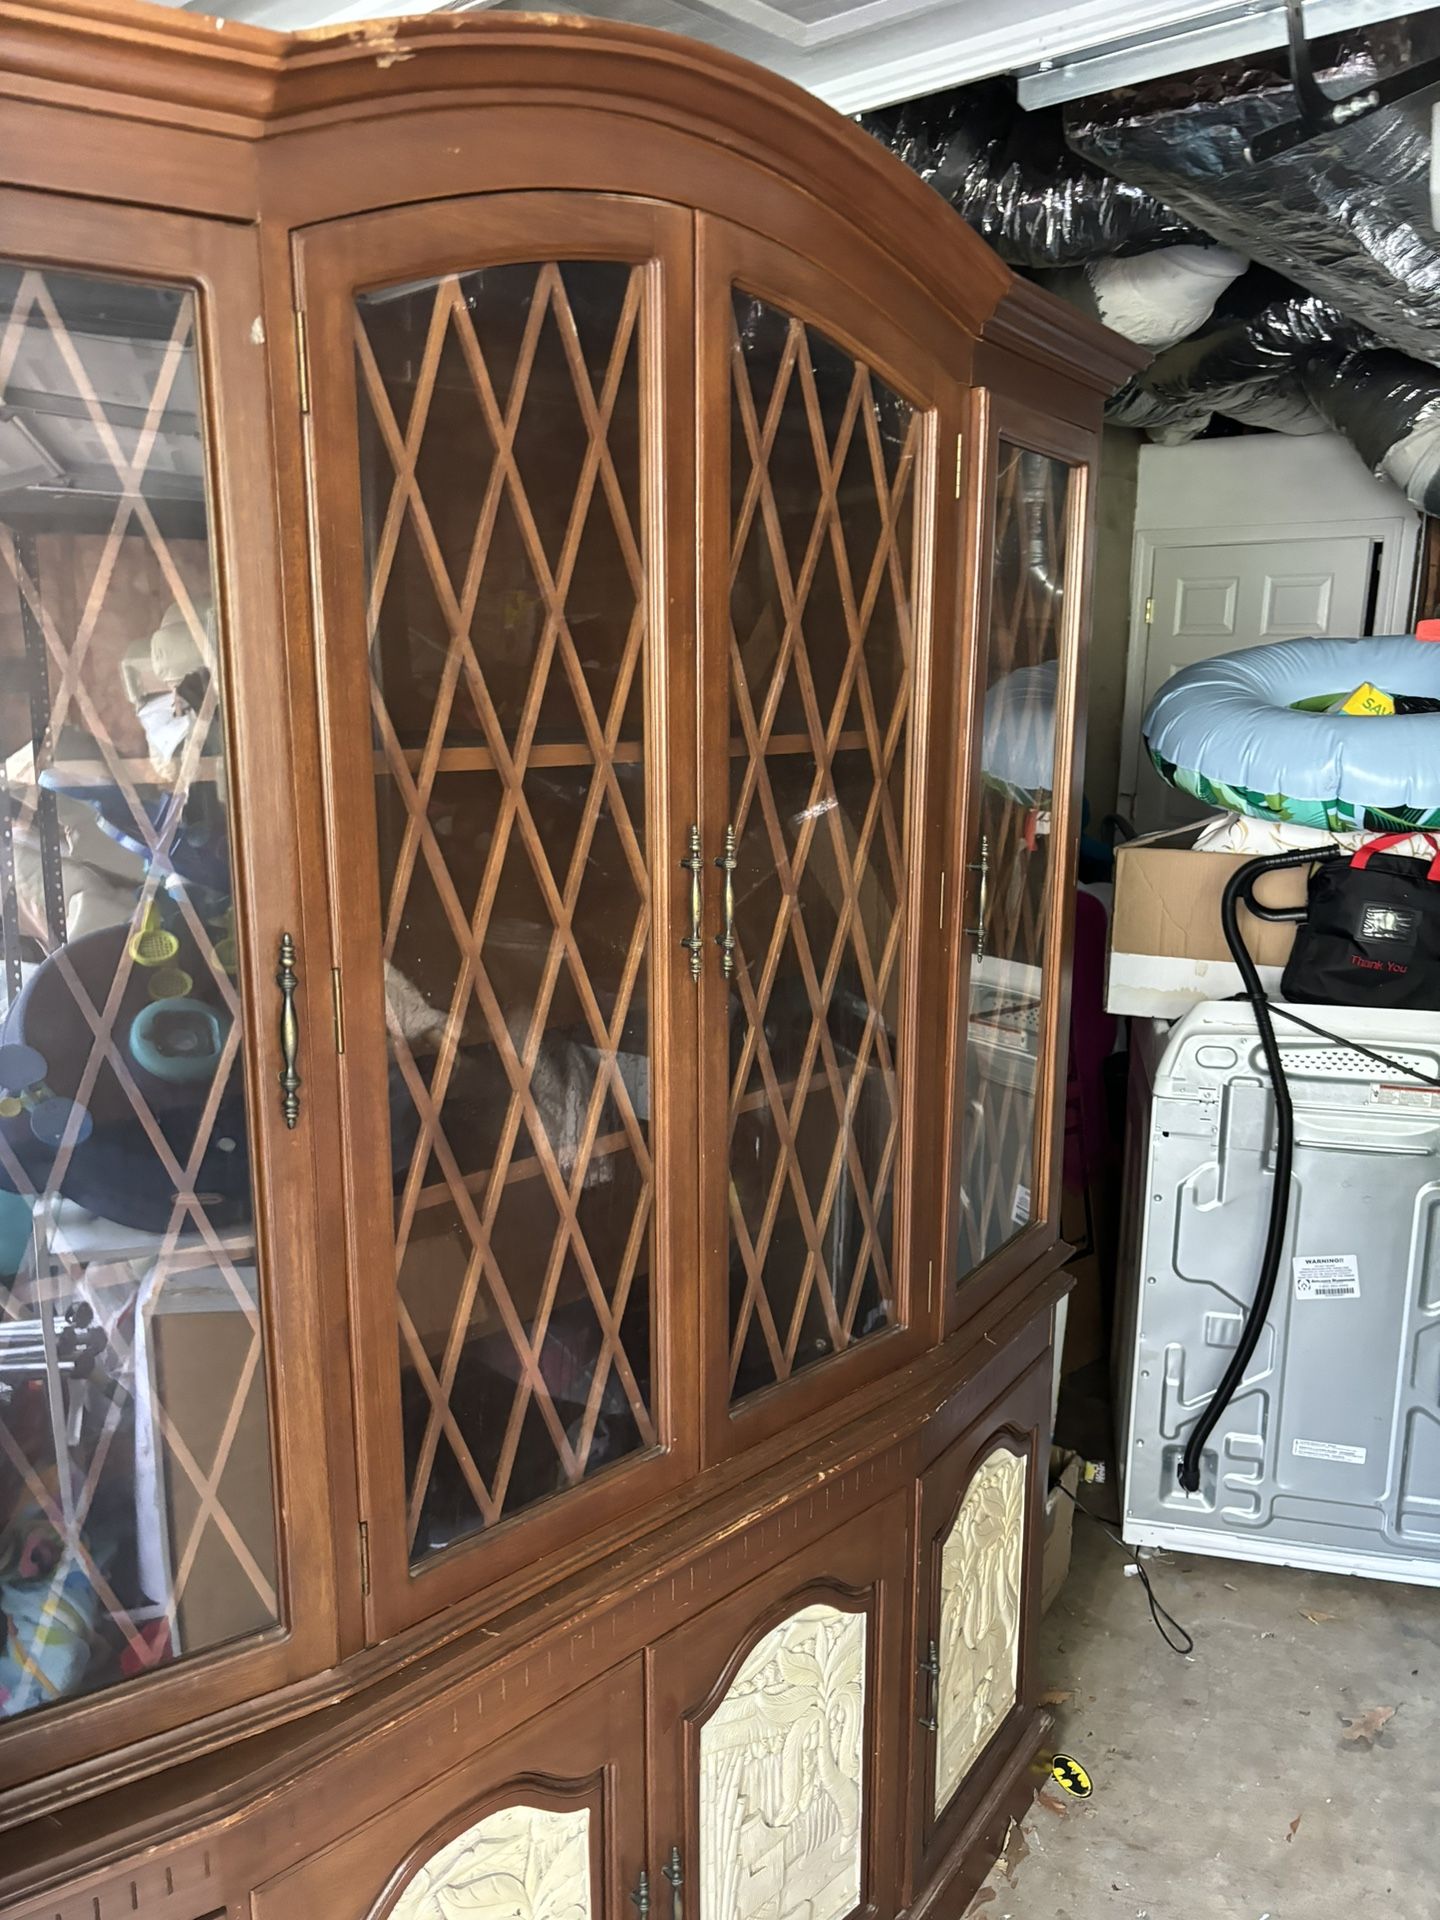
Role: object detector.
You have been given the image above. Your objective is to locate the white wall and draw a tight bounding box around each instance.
[1117,432,1421,823]
[1133,432,1418,538]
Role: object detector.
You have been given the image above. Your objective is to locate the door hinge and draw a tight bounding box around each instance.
[358,1519,371,1596]
[294,308,311,415]
[954,433,964,499]
[1144,594,1155,627]
[331,965,345,1054]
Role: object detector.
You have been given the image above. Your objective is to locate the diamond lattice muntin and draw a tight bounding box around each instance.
[724,291,922,1404]
[355,259,658,1562]
[0,262,277,1723]
[958,445,1072,1275]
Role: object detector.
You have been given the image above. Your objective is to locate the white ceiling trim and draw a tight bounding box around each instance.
[1015,0,1417,106]
[164,0,1408,115]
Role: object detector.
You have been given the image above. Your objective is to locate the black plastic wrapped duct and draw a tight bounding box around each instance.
[1067,20,1440,368]
[1301,350,1440,511]
[1106,291,1365,436]
[860,81,1204,268]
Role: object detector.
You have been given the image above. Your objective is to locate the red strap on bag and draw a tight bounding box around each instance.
[1352,832,1440,882]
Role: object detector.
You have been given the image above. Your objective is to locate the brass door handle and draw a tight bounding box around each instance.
[662,1845,684,1920]
[277,932,301,1128]
[965,833,990,965]
[680,825,703,983]
[630,1868,651,1916]
[715,823,736,979]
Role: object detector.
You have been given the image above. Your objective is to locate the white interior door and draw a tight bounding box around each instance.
[1130,533,1375,834]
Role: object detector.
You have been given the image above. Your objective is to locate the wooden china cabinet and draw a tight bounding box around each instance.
[0,4,1142,1914]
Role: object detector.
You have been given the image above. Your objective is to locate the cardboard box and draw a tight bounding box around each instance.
[1106,825,1309,1018]
[141,1264,278,1657]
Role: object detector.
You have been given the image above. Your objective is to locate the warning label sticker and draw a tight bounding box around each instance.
[1370,1082,1440,1111]
[1293,1437,1367,1467]
[1011,1184,1032,1226]
[1293,1253,1361,1301]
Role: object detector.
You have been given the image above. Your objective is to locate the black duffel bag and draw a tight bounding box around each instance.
[1281,833,1440,1010]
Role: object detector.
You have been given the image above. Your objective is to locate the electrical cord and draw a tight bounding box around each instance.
[1178,848,1314,1495]
[1054,1480,1195,1656]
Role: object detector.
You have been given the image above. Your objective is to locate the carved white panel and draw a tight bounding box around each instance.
[933,1446,1026,1818]
[699,1601,866,1920]
[389,1802,592,1920]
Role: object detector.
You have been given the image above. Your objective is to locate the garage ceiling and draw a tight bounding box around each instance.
[155,0,1418,113]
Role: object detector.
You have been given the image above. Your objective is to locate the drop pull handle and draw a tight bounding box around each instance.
[715,824,737,979]
[918,1635,940,1732]
[662,1845,684,1920]
[277,932,301,1128]
[965,833,990,966]
[680,825,704,983]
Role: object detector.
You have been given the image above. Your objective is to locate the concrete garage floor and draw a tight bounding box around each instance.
[965,1516,1440,1920]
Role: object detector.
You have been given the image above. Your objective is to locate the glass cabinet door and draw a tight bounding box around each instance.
[953,425,1084,1294]
[698,220,949,1452]
[0,260,279,1726]
[299,195,699,1634]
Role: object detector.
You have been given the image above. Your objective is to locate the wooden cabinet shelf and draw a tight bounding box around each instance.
[374,732,869,776]
[410,1126,632,1212]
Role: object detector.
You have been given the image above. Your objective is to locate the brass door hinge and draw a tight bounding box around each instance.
[295,308,311,415]
[331,965,345,1054]
[954,433,964,499]
[1144,594,1155,627]
[358,1519,371,1596]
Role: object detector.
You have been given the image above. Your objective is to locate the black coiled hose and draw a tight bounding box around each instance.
[1177,848,1318,1494]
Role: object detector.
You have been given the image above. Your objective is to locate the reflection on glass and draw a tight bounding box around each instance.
[0,264,276,1721]
[956,445,1072,1276]
[725,292,921,1404]
[355,260,656,1562]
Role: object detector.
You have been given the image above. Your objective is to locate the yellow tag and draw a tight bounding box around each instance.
[1051,1753,1093,1798]
[1332,681,1394,716]
[0,1097,22,1118]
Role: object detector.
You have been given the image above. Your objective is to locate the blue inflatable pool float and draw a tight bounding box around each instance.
[1145,635,1440,831]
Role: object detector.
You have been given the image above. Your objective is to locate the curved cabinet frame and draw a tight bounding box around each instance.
[0,0,1142,1854]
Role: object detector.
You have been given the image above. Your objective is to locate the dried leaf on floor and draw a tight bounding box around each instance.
[1340,1705,1396,1747]
[1000,1817,1032,1885]
[968,1890,997,1911]
[1037,1788,1071,1816]
[1287,1814,1303,1842]
[1300,1609,1337,1625]
[1038,1687,1072,1706]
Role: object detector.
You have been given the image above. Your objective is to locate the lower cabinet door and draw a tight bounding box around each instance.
[648,1494,910,1920]
[251,1659,647,1920]
[907,1357,1049,1902]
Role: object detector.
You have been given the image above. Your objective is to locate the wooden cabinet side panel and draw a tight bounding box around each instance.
[648,1490,911,1920]
[907,1349,1052,1905]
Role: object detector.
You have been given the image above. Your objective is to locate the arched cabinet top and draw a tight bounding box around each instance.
[0,0,1142,394]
